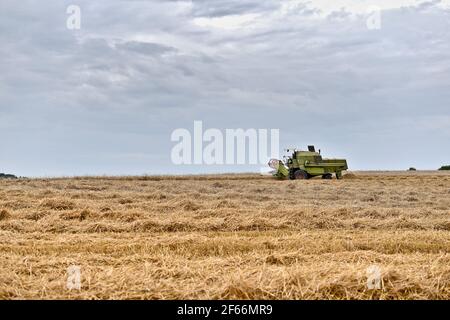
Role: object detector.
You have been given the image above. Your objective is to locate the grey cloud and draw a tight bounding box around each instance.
[115,41,177,55]
[417,0,443,10]
[190,0,280,17]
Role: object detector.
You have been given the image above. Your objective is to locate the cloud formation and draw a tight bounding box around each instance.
[0,0,449,176]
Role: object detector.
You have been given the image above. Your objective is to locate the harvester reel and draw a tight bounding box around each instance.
[268,159,280,170]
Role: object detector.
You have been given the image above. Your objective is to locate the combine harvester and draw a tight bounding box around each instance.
[268,145,348,180]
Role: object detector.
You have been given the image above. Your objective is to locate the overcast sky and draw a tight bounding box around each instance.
[1,0,449,176]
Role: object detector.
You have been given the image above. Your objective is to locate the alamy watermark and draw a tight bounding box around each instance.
[66,5,81,30]
[366,265,382,290]
[171,121,279,166]
[366,6,381,30]
[67,265,81,290]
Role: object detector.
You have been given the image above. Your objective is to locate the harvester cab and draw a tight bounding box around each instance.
[268,145,348,180]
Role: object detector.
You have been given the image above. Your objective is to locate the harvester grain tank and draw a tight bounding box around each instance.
[268,145,348,180]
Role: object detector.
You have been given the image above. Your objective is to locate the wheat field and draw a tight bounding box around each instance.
[0,171,449,299]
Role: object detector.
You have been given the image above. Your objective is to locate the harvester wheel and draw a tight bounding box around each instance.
[289,169,296,180]
[294,170,308,180]
[322,173,332,179]
[336,171,342,179]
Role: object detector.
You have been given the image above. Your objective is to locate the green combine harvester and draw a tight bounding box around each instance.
[268,145,348,180]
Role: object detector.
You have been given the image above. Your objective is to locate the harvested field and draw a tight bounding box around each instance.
[0,171,449,299]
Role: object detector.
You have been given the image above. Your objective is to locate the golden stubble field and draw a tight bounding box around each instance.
[0,171,449,299]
